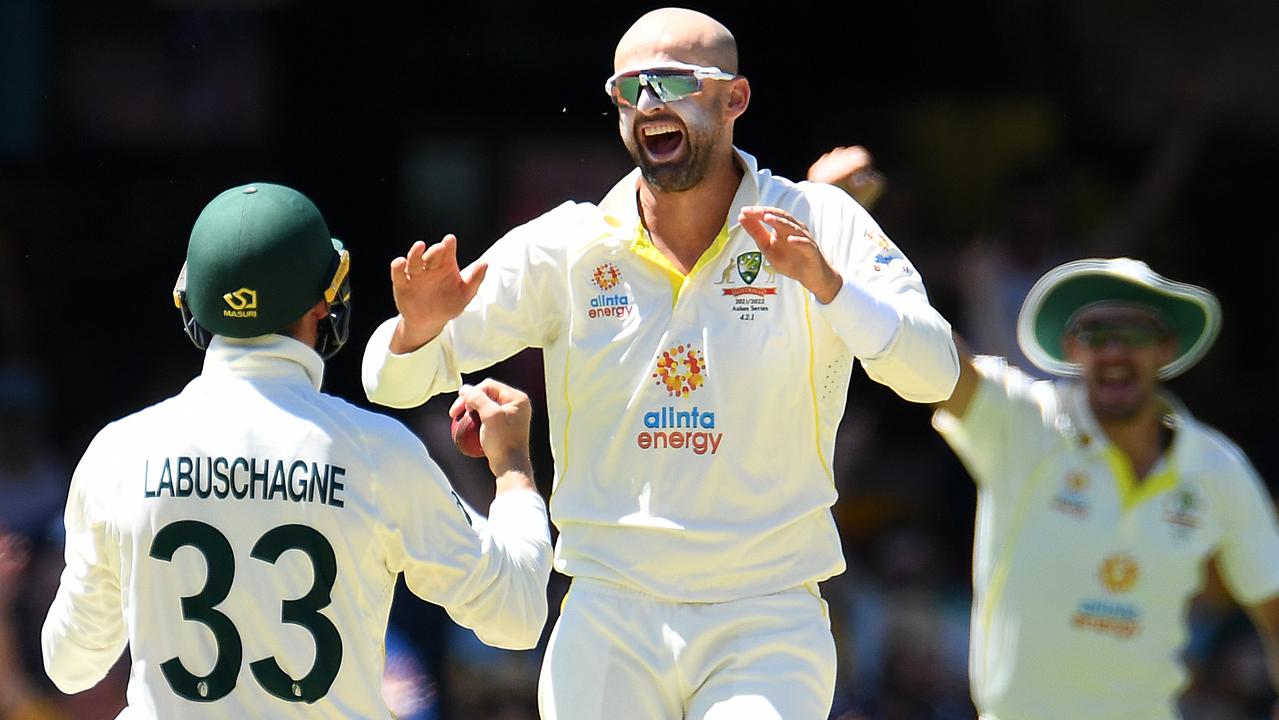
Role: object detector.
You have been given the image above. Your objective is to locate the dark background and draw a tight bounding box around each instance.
[2,1,1278,718]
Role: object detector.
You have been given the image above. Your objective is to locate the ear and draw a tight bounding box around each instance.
[725,76,750,120]
[307,299,329,320]
[1156,335,1178,365]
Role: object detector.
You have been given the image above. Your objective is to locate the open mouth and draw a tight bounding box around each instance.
[639,122,685,160]
[1094,365,1140,398]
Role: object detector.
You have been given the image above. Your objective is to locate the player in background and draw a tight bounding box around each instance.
[935,258,1279,720]
[814,149,1279,719]
[41,183,552,719]
[363,8,958,719]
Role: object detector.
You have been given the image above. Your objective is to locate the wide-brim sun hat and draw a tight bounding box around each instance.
[1016,257,1221,380]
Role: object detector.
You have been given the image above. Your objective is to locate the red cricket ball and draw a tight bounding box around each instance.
[450,407,485,458]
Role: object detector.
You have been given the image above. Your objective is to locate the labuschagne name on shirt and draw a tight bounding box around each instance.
[143,455,346,507]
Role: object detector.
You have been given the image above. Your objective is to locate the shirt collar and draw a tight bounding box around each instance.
[201,334,325,391]
[597,146,763,233]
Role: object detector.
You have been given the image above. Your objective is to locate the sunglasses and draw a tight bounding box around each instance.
[604,63,736,107]
[1069,322,1169,349]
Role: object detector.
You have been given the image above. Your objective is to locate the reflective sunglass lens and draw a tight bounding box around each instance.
[612,73,703,106]
[652,75,700,101]
[1074,325,1164,348]
[615,77,643,105]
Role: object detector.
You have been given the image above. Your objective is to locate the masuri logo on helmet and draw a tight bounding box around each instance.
[222,288,259,317]
[173,183,351,359]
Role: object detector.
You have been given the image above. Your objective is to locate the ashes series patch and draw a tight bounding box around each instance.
[713,251,778,321]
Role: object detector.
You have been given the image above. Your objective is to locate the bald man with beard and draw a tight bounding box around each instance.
[363,9,959,718]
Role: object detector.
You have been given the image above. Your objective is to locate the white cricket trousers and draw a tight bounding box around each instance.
[538,578,837,719]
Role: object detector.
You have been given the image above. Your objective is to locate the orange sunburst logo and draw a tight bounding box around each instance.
[592,263,621,291]
[1099,553,1139,594]
[652,343,707,398]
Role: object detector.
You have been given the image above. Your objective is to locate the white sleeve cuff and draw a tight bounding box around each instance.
[812,274,903,359]
[361,316,451,409]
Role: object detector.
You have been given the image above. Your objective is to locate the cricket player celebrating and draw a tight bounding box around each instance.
[41,183,553,719]
[363,8,958,718]
[933,258,1279,719]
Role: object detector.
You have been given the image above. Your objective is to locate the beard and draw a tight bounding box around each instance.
[624,119,723,193]
[1086,378,1155,425]
[1090,396,1147,424]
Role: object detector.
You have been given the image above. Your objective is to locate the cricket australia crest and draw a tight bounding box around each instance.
[736,251,762,285]
[716,250,777,321]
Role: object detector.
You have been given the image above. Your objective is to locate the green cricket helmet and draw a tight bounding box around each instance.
[173,183,352,358]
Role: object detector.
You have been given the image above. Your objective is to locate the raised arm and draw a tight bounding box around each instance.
[738,199,959,403]
[383,379,552,650]
[934,333,980,418]
[364,207,574,410]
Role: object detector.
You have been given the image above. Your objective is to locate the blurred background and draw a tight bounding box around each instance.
[1,0,1277,718]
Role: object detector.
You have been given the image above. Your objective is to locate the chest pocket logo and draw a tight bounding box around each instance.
[1163,486,1203,538]
[586,262,632,319]
[1051,471,1091,518]
[716,251,776,287]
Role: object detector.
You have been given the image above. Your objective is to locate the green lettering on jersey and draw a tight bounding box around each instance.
[309,462,327,504]
[327,466,345,508]
[157,458,176,497]
[268,460,288,501]
[176,456,195,497]
[288,461,308,503]
[231,457,249,499]
[212,457,230,499]
[144,460,158,498]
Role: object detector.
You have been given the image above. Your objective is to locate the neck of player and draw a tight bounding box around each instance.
[638,152,742,275]
[1097,396,1171,481]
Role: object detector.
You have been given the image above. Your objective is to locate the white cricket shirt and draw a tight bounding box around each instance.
[934,356,1279,720]
[364,149,958,602]
[42,335,552,719]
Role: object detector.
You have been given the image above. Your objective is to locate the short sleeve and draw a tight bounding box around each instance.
[1209,440,1279,605]
[932,356,1061,498]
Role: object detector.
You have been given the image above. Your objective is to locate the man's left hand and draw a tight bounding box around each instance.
[738,206,842,303]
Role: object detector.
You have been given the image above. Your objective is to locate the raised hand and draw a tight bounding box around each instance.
[389,235,488,353]
[806,145,886,209]
[738,206,842,304]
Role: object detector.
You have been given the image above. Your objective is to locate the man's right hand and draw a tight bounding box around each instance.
[389,234,488,354]
[453,380,536,490]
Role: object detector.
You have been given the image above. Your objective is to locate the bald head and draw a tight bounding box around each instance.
[614,8,738,73]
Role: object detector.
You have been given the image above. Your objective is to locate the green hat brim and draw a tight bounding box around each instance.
[1016,258,1221,380]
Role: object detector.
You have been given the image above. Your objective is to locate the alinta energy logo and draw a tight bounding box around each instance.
[592,263,621,291]
[1051,471,1090,518]
[587,262,632,319]
[1070,553,1142,640]
[222,288,258,319]
[637,343,722,455]
[652,343,706,397]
